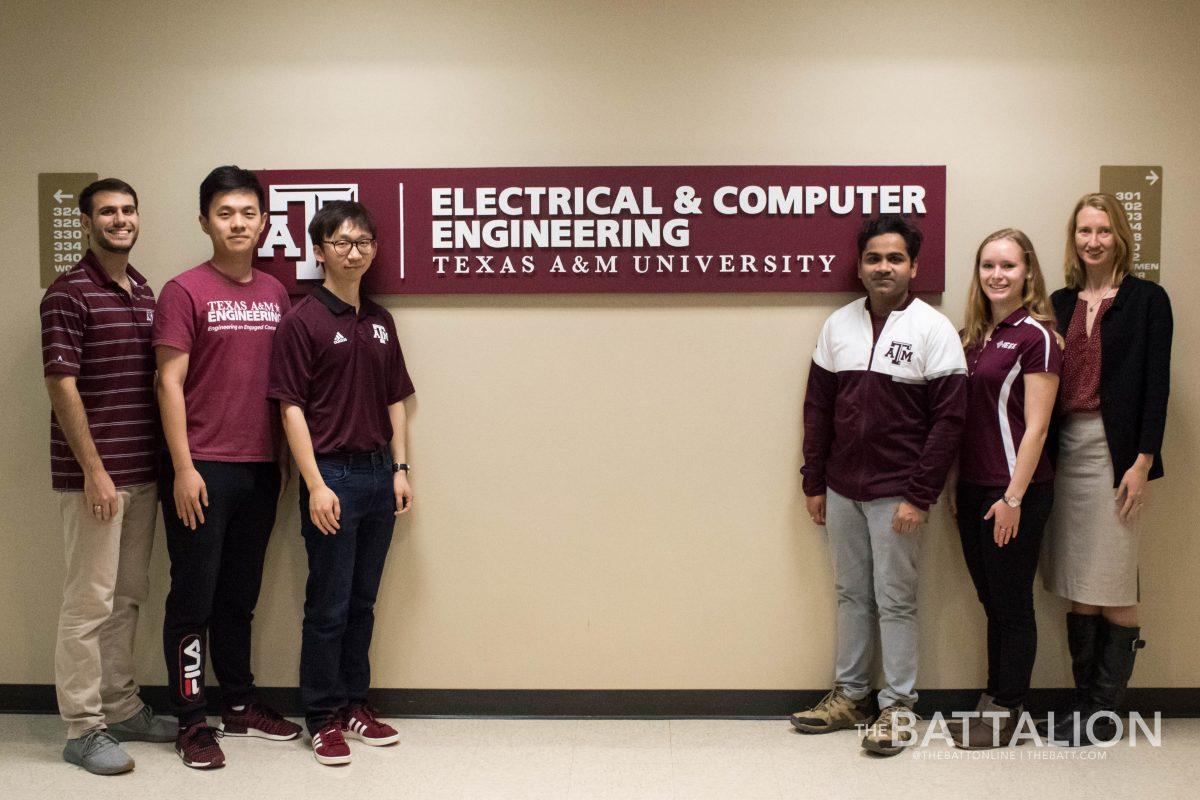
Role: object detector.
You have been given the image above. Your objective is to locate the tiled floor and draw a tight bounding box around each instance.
[1,714,1194,799]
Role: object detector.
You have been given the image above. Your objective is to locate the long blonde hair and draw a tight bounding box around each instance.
[961,228,1058,349]
[1063,192,1134,290]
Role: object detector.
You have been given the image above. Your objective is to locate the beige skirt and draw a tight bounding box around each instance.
[1042,412,1140,606]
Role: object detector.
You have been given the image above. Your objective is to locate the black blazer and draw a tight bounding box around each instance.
[1051,275,1172,485]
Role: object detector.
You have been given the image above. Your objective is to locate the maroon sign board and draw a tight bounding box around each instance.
[253,166,946,296]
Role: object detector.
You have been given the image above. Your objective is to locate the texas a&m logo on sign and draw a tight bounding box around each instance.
[257,183,359,279]
[253,170,407,295]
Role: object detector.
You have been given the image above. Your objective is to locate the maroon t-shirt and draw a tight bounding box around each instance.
[41,251,158,491]
[268,286,415,454]
[960,308,1062,487]
[151,262,290,462]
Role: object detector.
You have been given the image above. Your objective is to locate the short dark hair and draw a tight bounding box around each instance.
[199,165,265,216]
[79,178,138,217]
[308,200,378,245]
[855,215,923,261]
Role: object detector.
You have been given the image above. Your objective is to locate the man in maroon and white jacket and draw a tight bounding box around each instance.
[790,215,967,757]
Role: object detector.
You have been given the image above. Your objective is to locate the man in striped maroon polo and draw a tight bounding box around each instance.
[41,178,176,776]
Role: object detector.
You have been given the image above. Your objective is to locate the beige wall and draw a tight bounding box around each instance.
[2,1,1198,693]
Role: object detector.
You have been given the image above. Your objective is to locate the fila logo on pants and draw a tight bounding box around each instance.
[179,634,203,700]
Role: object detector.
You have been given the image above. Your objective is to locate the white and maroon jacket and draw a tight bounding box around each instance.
[801,296,967,510]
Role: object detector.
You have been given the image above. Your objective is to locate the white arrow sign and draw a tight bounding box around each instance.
[1145,170,1159,186]
[53,190,74,203]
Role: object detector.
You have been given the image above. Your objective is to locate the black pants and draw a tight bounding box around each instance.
[955,480,1054,709]
[161,458,280,725]
[299,451,396,733]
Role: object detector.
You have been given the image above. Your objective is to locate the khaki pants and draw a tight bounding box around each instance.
[55,482,157,738]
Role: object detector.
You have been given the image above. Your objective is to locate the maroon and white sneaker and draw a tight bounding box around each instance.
[218,700,302,741]
[176,722,225,769]
[311,721,351,766]
[342,704,400,746]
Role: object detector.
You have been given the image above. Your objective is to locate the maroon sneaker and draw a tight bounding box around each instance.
[176,722,225,769]
[342,704,400,746]
[218,700,302,741]
[311,720,352,766]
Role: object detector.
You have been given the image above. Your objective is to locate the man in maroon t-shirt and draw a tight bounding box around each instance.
[41,179,175,775]
[153,166,301,769]
[268,201,414,766]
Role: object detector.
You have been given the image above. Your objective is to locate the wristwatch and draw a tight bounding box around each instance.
[393,463,410,473]
[1003,495,1021,508]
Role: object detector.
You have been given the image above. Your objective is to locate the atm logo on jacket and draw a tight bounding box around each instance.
[885,340,914,365]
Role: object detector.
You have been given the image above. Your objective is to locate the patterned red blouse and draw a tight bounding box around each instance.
[1059,296,1113,414]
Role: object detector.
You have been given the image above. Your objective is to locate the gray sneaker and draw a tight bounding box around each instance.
[108,705,177,743]
[63,729,134,775]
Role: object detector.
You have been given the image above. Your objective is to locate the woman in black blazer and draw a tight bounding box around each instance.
[1041,192,1172,746]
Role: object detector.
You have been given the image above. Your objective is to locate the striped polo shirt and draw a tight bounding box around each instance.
[40,250,158,491]
[960,307,1062,487]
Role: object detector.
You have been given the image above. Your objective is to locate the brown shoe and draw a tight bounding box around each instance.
[790,688,875,733]
[861,704,920,756]
[951,698,1021,750]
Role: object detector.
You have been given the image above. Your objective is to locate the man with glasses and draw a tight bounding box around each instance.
[269,201,414,765]
[153,166,300,768]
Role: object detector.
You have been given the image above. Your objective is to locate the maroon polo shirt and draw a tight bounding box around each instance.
[960,308,1062,487]
[268,286,414,454]
[40,250,158,491]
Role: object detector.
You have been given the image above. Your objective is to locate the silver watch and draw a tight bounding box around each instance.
[1003,495,1021,508]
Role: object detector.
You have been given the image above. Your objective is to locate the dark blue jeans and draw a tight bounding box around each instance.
[299,450,396,732]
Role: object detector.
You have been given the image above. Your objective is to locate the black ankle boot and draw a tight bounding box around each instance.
[1085,622,1145,744]
[1039,613,1103,744]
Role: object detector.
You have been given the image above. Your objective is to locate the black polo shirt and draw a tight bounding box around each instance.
[268,286,414,454]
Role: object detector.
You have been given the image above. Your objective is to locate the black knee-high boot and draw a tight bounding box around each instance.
[1085,621,1145,744]
[1040,613,1103,743]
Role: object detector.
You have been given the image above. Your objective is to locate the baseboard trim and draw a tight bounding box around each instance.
[1,685,1197,718]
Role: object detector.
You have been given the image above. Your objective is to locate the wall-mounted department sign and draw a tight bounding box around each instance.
[1099,165,1162,284]
[253,166,946,295]
[39,172,97,288]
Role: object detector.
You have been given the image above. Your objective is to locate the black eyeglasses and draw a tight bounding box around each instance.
[323,239,377,255]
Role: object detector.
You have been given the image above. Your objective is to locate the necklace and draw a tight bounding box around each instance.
[1082,285,1116,313]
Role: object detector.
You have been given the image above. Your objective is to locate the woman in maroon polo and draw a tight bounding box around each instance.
[949,228,1061,749]
[1041,193,1172,746]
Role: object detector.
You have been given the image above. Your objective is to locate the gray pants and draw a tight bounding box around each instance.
[825,489,920,709]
